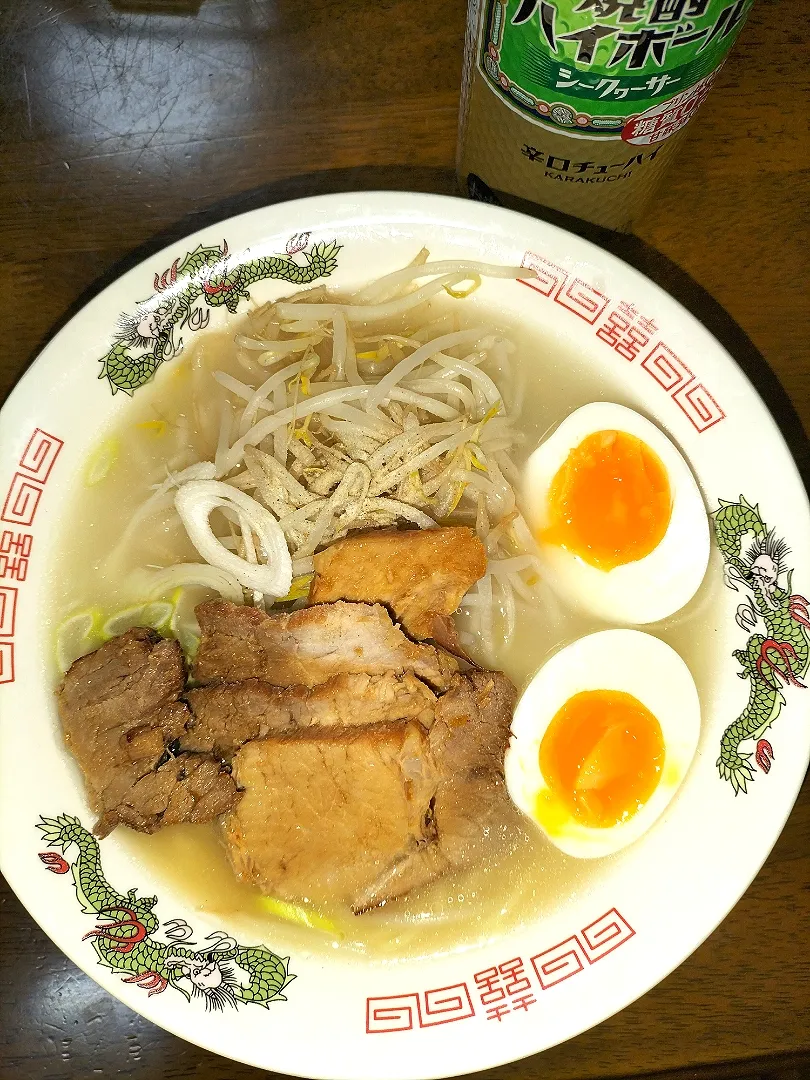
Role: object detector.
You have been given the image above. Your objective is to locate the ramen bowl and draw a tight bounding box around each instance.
[0,192,808,1079]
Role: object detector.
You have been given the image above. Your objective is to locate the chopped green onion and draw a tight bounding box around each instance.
[84,438,119,486]
[442,274,481,299]
[55,609,104,673]
[276,573,314,604]
[258,895,341,935]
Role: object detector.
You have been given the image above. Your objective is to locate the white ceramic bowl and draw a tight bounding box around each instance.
[1,192,808,1079]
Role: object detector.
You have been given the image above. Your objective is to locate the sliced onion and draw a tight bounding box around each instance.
[157,460,216,494]
[103,602,173,639]
[56,610,102,673]
[132,563,244,604]
[174,480,292,599]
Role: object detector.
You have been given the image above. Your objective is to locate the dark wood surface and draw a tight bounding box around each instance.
[1,1,808,1078]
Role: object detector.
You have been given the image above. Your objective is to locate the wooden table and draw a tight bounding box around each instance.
[1,1,808,1078]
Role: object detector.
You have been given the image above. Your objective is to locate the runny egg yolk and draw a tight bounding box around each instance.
[538,689,665,829]
[543,430,672,570]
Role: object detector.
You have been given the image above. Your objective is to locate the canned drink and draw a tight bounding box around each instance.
[458,0,755,230]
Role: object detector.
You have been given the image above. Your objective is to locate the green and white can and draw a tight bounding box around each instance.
[458,0,755,229]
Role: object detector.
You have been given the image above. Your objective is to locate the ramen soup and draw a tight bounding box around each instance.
[50,257,720,958]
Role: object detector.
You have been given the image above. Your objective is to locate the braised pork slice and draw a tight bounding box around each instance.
[308,527,486,639]
[351,670,517,913]
[57,628,240,837]
[194,600,458,690]
[95,752,240,838]
[183,672,436,756]
[429,670,518,865]
[223,722,440,905]
[219,668,516,912]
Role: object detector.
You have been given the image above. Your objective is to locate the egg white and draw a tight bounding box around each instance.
[505,629,700,858]
[523,402,710,624]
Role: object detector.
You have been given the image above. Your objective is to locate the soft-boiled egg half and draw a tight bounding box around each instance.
[505,629,700,858]
[524,402,710,624]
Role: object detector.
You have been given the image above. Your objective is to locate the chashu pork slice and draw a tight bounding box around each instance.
[56,627,240,837]
[220,671,517,913]
[193,600,458,690]
[351,670,518,913]
[308,527,487,640]
[223,721,440,906]
[183,671,436,757]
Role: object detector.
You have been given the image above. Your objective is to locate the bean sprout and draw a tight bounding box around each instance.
[107,252,544,659]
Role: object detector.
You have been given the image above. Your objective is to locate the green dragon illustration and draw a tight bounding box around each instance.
[713,496,809,794]
[99,232,341,395]
[37,814,293,1010]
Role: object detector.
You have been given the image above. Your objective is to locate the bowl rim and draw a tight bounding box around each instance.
[1,189,808,1080]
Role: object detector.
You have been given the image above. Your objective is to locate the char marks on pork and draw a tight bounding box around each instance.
[57,628,240,837]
